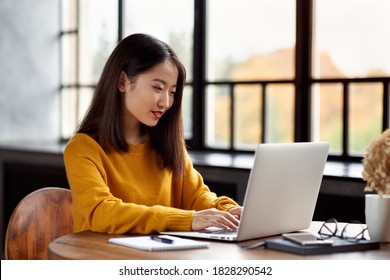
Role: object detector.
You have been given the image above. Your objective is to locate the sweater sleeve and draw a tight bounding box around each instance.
[64,134,194,234]
[180,150,239,211]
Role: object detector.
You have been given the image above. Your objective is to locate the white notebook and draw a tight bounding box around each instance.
[108,235,209,251]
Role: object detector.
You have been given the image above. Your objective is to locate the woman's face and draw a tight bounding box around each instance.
[118,59,178,130]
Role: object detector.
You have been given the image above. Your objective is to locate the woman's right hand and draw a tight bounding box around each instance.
[191,208,240,231]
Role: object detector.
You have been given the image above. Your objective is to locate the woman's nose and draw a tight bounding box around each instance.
[158,91,170,109]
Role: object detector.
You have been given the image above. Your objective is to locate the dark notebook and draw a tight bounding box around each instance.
[265,238,380,255]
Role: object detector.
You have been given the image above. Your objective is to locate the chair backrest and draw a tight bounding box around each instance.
[4,187,73,259]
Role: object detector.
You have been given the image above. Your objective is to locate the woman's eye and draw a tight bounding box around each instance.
[153,86,162,91]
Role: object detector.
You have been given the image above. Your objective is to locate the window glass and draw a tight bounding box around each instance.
[183,85,193,139]
[313,0,390,78]
[207,0,296,81]
[206,85,231,148]
[312,83,343,154]
[79,0,118,84]
[61,88,78,138]
[349,83,382,154]
[234,85,262,149]
[61,87,94,139]
[265,84,294,143]
[77,88,94,124]
[61,0,77,30]
[61,34,77,85]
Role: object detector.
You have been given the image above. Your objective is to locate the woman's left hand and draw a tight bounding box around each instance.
[228,206,243,219]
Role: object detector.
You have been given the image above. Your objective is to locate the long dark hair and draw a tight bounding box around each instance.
[77,33,186,178]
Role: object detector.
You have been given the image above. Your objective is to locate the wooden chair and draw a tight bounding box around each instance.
[4,187,73,259]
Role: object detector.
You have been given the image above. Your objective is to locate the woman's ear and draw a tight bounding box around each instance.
[117,71,129,93]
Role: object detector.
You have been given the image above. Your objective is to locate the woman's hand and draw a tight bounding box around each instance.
[228,206,243,219]
[191,207,242,231]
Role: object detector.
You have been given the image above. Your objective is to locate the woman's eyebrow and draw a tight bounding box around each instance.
[152,78,176,88]
[152,78,166,84]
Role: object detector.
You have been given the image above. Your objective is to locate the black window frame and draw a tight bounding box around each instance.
[188,0,389,163]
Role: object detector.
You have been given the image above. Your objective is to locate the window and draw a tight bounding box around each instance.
[60,0,194,139]
[60,0,390,162]
[60,0,78,138]
[313,0,390,79]
[312,0,390,158]
[205,0,296,150]
[60,0,117,139]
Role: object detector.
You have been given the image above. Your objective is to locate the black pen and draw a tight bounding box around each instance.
[150,235,174,244]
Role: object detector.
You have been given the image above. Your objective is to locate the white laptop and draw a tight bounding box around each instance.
[161,142,330,242]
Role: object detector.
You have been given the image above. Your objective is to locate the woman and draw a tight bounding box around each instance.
[64,33,242,234]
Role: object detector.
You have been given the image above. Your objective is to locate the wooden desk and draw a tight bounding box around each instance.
[48,222,390,260]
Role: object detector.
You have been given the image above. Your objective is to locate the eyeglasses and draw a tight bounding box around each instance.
[318,218,368,242]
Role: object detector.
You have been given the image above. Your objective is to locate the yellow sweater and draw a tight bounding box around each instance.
[64,133,238,234]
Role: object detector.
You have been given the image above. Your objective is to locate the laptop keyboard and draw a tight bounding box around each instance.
[201,228,238,235]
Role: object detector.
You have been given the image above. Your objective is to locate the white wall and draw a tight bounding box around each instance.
[0,0,60,259]
[0,0,60,142]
